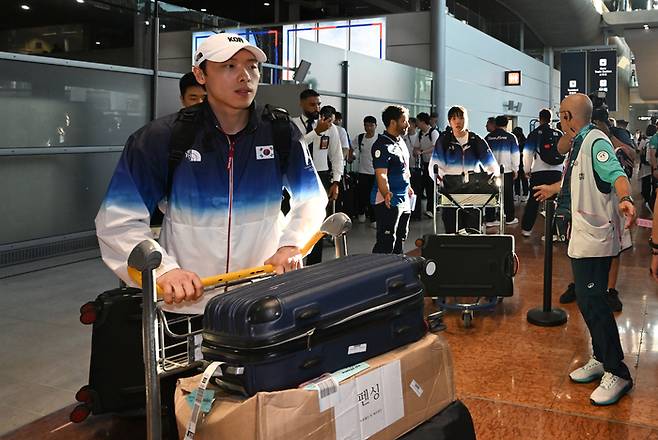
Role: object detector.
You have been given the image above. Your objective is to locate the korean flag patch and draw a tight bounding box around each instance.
[256,145,274,160]
[596,150,610,163]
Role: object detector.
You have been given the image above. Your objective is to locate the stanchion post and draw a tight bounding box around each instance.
[526,196,568,327]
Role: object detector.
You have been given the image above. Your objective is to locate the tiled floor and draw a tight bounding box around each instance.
[1,200,657,439]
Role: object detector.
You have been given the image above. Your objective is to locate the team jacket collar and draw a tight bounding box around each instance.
[201,99,260,135]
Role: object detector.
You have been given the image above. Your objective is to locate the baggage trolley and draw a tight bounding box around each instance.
[425,165,514,328]
[128,213,352,440]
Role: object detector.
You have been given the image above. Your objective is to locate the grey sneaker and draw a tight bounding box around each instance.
[569,357,604,383]
[590,372,633,406]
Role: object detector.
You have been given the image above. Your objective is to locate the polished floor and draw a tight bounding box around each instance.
[1,198,657,439]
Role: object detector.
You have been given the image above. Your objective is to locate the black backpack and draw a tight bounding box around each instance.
[165,103,292,198]
[535,127,565,166]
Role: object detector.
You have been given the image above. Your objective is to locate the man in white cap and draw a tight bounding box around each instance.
[96,33,327,314]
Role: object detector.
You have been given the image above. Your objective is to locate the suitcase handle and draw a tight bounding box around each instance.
[388,280,406,290]
[296,306,321,321]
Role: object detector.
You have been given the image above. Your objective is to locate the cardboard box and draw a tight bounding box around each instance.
[175,333,454,440]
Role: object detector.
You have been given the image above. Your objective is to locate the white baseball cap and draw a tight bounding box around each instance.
[193,33,267,66]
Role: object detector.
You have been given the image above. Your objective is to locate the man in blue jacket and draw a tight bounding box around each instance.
[95,33,327,314]
[371,105,413,254]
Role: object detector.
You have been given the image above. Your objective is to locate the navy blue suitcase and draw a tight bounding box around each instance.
[201,254,426,396]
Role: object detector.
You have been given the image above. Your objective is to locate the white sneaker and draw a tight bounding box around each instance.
[485,220,500,227]
[521,229,532,237]
[369,222,377,229]
[357,214,366,223]
[520,195,529,203]
[541,234,562,242]
[569,357,604,383]
[506,217,519,225]
[590,372,633,406]
[424,211,434,219]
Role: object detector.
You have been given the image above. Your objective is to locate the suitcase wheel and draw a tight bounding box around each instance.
[69,404,91,423]
[79,302,98,325]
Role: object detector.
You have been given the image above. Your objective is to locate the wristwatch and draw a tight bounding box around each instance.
[619,195,634,205]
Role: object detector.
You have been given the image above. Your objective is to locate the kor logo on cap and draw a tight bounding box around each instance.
[227,36,245,43]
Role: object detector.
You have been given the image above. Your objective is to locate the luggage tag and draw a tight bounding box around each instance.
[184,361,224,440]
[462,172,469,184]
[319,135,330,150]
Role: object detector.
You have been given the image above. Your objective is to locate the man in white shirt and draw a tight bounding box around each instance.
[334,111,351,161]
[352,115,378,226]
[417,112,440,218]
[292,89,344,264]
[403,117,422,220]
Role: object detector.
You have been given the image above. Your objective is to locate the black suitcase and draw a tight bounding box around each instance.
[400,400,476,440]
[420,234,515,297]
[74,287,199,438]
[202,254,426,396]
[75,287,145,419]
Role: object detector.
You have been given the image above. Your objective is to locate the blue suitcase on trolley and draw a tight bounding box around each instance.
[201,254,426,396]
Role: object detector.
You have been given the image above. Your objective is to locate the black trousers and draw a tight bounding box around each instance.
[422,161,434,212]
[306,171,332,265]
[410,168,423,219]
[442,207,481,234]
[521,170,563,232]
[641,175,652,204]
[514,169,529,196]
[486,172,515,222]
[372,203,411,254]
[571,257,631,380]
[357,173,375,222]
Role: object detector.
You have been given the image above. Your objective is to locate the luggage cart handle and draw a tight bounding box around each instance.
[126,213,352,296]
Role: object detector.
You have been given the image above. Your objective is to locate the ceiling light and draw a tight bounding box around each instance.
[95,41,100,45]
[200,8,207,12]
[161,24,166,29]
[643,24,650,30]
[264,2,270,5]
[145,20,149,25]
[20,4,30,10]
[76,0,84,3]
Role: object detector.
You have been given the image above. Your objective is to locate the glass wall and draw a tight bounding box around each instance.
[0,57,151,149]
[282,17,387,79]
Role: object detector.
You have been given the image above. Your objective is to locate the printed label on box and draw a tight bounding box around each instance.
[305,375,340,412]
[334,360,404,440]
[409,379,423,398]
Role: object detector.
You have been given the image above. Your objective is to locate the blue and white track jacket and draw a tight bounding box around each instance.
[95,102,327,313]
[484,128,520,174]
[429,130,500,182]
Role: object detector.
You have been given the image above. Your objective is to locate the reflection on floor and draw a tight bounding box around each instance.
[1,202,657,439]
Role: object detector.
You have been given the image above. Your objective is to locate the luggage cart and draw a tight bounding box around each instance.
[424,166,515,328]
[128,214,352,440]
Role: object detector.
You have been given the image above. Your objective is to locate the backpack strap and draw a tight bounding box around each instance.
[166,103,203,199]
[264,104,292,173]
[358,133,365,151]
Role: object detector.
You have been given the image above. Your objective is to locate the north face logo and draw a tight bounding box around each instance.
[227,36,244,43]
